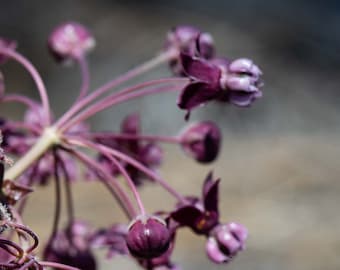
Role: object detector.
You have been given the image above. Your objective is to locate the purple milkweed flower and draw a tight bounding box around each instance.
[171,172,220,235]
[48,22,95,62]
[90,224,129,258]
[205,222,248,264]
[177,53,263,111]
[43,220,97,270]
[165,26,215,75]
[179,121,221,163]
[126,215,171,259]
[0,38,17,64]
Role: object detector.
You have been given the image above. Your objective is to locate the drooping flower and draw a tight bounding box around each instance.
[126,215,171,259]
[178,53,263,112]
[179,121,221,163]
[171,172,220,235]
[43,220,97,270]
[205,222,248,264]
[48,22,95,62]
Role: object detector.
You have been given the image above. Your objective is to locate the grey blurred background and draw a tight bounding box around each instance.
[1,0,340,269]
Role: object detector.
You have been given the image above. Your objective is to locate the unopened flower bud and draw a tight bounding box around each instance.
[0,38,17,64]
[180,121,221,163]
[126,215,171,259]
[48,22,95,62]
[206,222,248,264]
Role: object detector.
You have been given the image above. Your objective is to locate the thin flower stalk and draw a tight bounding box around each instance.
[65,137,186,204]
[56,49,177,128]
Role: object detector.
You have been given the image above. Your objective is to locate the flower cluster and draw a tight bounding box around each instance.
[0,22,263,269]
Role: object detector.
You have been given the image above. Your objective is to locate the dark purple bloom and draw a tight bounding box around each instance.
[164,26,215,75]
[205,222,248,264]
[0,38,17,64]
[178,53,263,112]
[179,121,221,163]
[90,224,129,258]
[171,172,220,235]
[48,22,95,62]
[126,215,171,259]
[43,220,96,270]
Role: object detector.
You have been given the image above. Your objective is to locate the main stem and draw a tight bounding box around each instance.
[4,127,60,181]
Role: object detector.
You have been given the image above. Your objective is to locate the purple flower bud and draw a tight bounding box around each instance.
[0,38,17,64]
[126,215,171,259]
[179,121,221,163]
[206,222,248,264]
[48,22,95,62]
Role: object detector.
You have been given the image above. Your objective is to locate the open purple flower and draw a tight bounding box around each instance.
[205,222,248,264]
[179,121,221,163]
[178,53,263,112]
[48,22,95,62]
[171,172,220,235]
[43,220,97,270]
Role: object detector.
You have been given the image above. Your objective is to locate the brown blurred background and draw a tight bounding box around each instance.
[1,0,340,269]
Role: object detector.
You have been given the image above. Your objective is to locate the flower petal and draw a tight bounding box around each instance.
[171,205,202,228]
[203,178,220,213]
[228,91,260,107]
[177,82,217,110]
[180,53,220,83]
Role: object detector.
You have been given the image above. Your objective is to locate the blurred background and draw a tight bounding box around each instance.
[1,0,340,269]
